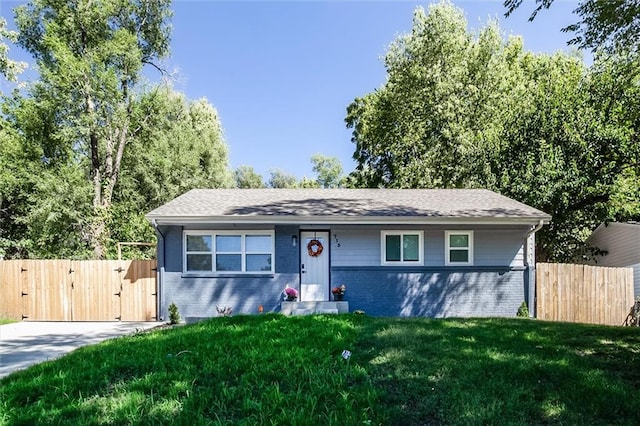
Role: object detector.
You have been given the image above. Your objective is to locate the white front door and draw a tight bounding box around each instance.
[300,231,329,301]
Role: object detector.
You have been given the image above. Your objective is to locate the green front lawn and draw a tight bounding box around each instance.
[1,315,639,425]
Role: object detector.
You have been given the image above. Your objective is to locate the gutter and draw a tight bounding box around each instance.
[151,219,165,322]
[525,219,545,247]
[525,219,545,318]
[147,215,552,227]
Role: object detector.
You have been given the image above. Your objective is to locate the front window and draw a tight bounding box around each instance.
[184,231,274,273]
[186,234,213,271]
[445,231,473,266]
[381,231,423,265]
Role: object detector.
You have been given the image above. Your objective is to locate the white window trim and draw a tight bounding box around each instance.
[183,230,275,274]
[380,230,424,266]
[445,230,474,266]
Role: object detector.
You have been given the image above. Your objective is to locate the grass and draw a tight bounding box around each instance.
[1,315,640,425]
[0,318,16,325]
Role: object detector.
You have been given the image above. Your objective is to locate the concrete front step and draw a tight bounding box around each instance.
[281,301,349,315]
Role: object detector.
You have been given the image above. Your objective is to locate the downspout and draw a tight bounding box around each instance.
[525,220,545,318]
[152,219,165,322]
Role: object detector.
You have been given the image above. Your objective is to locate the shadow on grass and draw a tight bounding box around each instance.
[352,317,640,425]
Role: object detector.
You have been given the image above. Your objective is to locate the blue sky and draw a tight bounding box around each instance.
[2,1,582,180]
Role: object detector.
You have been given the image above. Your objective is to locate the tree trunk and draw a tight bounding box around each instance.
[90,212,106,259]
[86,87,108,259]
[86,95,132,259]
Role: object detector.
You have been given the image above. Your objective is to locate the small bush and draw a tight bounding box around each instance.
[517,301,529,317]
[168,302,180,324]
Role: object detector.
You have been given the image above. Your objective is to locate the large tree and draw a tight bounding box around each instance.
[1,82,231,259]
[1,93,93,259]
[14,0,172,258]
[493,50,639,260]
[0,115,30,259]
[109,86,231,258]
[0,23,25,257]
[347,2,510,189]
[117,87,232,210]
[346,1,640,261]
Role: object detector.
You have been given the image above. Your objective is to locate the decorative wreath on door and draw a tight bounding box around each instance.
[307,239,324,257]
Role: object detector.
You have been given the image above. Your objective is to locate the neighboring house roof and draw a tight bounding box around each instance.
[588,221,640,238]
[147,189,550,225]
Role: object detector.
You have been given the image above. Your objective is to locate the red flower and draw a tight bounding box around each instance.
[331,285,346,295]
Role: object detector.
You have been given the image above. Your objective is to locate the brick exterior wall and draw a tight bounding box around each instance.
[331,266,527,317]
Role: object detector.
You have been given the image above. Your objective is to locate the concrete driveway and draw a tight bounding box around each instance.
[0,321,159,378]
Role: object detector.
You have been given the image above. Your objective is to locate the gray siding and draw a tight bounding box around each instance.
[330,229,379,267]
[474,230,524,267]
[589,223,640,296]
[331,267,526,317]
[158,225,299,319]
[590,223,640,267]
[331,226,526,268]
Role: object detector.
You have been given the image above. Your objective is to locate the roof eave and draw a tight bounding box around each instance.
[146,214,551,226]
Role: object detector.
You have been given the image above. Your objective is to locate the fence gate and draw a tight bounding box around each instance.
[21,259,72,321]
[0,260,157,321]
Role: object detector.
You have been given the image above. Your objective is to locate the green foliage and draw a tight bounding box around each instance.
[1,316,640,424]
[168,302,180,325]
[111,86,231,258]
[298,176,321,188]
[268,168,298,188]
[346,1,640,261]
[0,18,26,84]
[517,301,530,317]
[0,118,28,258]
[311,153,344,188]
[107,86,232,256]
[234,165,265,188]
[495,50,640,260]
[1,3,232,259]
[0,98,94,259]
[505,0,640,53]
[347,2,508,189]
[13,0,173,258]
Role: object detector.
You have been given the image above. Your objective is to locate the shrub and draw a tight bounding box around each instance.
[517,301,529,317]
[168,302,181,324]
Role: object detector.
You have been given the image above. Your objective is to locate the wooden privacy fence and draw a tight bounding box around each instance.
[536,263,634,326]
[0,260,157,321]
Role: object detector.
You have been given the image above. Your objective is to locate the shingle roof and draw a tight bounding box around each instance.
[147,189,550,225]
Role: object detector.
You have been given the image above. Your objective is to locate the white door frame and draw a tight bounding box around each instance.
[300,230,330,301]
